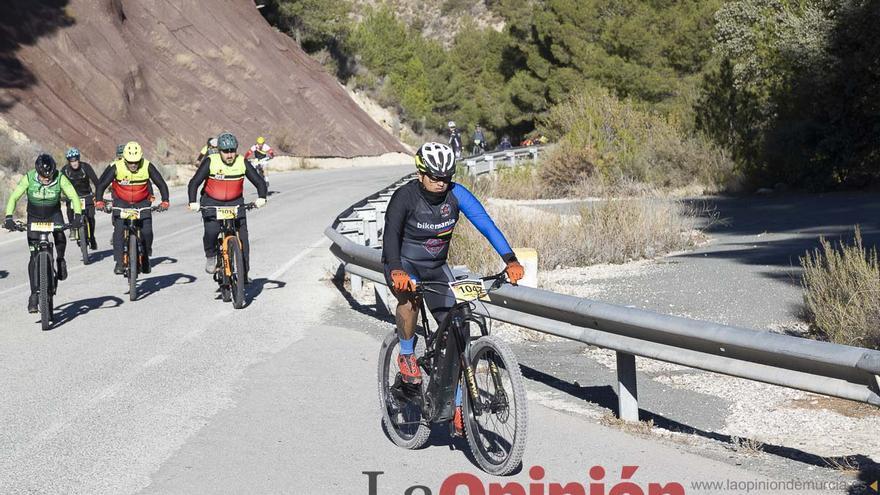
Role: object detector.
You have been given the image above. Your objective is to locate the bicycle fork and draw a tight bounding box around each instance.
[220,233,240,278]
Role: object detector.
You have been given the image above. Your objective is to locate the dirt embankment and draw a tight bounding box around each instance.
[0,0,406,163]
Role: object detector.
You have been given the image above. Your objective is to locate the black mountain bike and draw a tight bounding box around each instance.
[102,203,162,301]
[378,272,528,475]
[201,203,256,309]
[11,220,70,330]
[68,196,92,265]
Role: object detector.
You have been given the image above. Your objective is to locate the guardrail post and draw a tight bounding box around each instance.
[466,159,477,176]
[365,219,378,246]
[616,351,639,422]
[369,201,387,232]
[530,147,539,163]
[486,154,495,173]
[351,227,364,293]
[507,151,516,165]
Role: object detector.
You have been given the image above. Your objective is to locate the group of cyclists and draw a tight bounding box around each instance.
[446,121,519,157]
[3,133,523,441]
[3,134,272,312]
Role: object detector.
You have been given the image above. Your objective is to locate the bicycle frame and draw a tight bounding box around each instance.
[408,274,505,423]
[110,206,153,260]
[13,220,71,295]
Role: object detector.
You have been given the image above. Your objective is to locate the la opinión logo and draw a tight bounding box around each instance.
[363,465,685,495]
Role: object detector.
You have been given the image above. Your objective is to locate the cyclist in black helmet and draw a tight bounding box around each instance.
[61,147,99,250]
[4,154,83,313]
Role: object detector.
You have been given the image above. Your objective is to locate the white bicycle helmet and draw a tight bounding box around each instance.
[447,121,456,128]
[415,142,456,178]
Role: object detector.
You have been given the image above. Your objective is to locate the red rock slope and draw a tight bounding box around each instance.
[0,0,406,160]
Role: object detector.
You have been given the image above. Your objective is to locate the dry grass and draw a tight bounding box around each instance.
[449,196,703,273]
[728,436,765,456]
[0,130,42,217]
[599,411,655,435]
[800,227,880,349]
[459,165,669,201]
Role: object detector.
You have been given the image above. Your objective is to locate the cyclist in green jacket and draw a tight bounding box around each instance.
[4,154,82,313]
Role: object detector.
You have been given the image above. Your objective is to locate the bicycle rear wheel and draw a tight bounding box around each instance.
[463,335,528,475]
[228,236,245,309]
[79,224,89,265]
[378,331,430,449]
[38,252,52,330]
[128,232,138,301]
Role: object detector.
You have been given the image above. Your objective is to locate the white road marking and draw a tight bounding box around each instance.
[269,237,328,280]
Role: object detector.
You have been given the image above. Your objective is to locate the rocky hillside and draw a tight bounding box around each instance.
[0,0,406,162]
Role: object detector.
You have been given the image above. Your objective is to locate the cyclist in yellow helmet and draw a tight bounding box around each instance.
[244,136,274,187]
[94,141,170,275]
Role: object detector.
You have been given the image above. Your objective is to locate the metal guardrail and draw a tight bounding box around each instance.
[461,145,545,176]
[326,175,880,422]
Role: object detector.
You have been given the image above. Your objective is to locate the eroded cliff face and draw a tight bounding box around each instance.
[0,0,405,161]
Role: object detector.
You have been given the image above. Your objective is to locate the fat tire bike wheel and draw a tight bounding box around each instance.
[128,232,138,301]
[79,223,89,265]
[378,331,430,449]
[38,252,53,331]
[229,236,246,309]
[463,334,528,476]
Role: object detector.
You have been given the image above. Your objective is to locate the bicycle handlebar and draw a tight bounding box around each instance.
[199,202,257,212]
[99,203,165,214]
[413,270,509,297]
[7,220,72,233]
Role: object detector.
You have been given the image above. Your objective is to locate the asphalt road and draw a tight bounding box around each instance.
[0,168,861,494]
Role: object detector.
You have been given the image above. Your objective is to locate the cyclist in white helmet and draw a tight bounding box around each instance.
[447,121,462,159]
[381,141,524,436]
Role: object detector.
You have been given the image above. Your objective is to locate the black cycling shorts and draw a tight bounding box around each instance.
[383,260,456,324]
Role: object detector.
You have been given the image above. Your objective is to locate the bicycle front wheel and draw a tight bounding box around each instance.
[463,335,528,476]
[38,252,52,330]
[128,232,138,301]
[228,236,245,309]
[378,331,430,449]
[79,224,89,265]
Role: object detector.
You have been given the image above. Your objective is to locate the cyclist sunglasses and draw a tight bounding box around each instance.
[423,173,451,183]
[219,148,236,153]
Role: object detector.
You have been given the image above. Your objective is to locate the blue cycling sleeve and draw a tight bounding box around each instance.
[452,183,515,261]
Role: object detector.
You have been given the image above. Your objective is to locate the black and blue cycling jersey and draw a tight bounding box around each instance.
[382,179,516,272]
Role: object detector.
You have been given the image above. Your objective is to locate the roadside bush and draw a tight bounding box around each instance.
[800,227,880,349]
[449,196,702,273]
[538,88,735,194]
[457,165,546,200]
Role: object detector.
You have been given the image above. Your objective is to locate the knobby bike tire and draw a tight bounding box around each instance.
[463,335,528,476]
[79,224,89,265]
[229,236,245,309]
[377,331,430,449]
[128,232,138,301]
[38,252,52,330]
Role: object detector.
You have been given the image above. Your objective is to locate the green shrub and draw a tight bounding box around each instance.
[801,227,880,349]
[538,87,735,193]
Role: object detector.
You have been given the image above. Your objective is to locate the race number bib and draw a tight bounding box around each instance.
[449,280,488,302]
[31,222,55,233]
[215,207,238,220]
[120,209,140,220]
